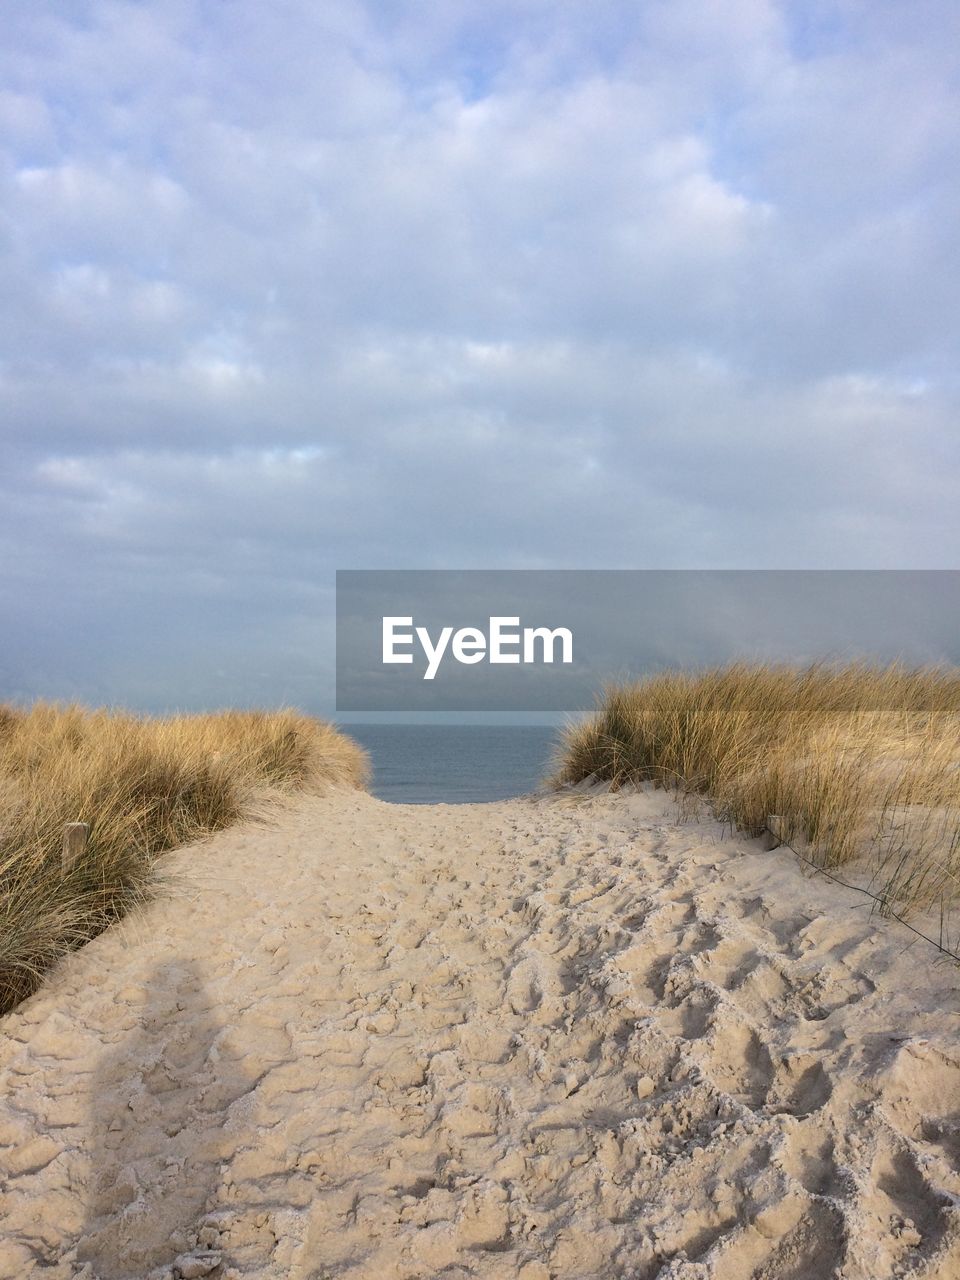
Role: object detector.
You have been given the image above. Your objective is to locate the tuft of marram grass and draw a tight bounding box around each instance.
[553,662,960,923]
[0,704,368,1014]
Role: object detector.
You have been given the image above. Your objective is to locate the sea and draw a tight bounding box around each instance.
[341,724,561,804]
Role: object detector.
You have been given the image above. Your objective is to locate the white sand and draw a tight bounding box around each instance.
[1,786,959,1280]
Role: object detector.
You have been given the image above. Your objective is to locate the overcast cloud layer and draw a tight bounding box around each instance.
[2,1,959,711]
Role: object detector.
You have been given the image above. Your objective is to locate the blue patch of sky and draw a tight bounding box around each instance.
[394,4,643,104]
[783,0,854,61]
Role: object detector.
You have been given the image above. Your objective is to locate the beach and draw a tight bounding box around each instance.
[1,785,959,1279]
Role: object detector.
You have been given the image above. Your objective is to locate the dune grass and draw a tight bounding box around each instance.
[554,662,960,927]
[0,704,368,1014]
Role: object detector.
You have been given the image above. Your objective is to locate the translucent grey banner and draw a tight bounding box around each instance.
[335,570,960,712]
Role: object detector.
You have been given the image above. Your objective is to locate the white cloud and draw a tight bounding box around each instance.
[0,0,958,707]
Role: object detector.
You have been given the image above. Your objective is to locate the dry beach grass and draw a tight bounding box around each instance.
[554,662,960,929]
[0,704,368,1014]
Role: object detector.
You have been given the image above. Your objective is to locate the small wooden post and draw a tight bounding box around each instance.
[62,822,90,875]
[759,814,784,851]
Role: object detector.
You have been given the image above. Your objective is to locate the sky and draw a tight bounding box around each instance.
[2,0,959,714]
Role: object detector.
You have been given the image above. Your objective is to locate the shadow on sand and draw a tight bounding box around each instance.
[77,958,256,1279]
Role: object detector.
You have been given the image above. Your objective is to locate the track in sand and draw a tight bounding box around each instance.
[1,787,959,1279]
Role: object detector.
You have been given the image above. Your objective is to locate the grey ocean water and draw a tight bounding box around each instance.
[342,725,560,804]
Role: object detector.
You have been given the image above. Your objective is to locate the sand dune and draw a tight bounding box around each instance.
[1,787,959,1279]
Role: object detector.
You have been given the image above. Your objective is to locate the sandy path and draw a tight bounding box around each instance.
[1,787,959,1280]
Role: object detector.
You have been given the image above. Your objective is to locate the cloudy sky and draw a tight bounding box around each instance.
[2,1,959,712]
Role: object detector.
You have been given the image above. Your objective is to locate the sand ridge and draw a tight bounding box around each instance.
[1,787,959,1279]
